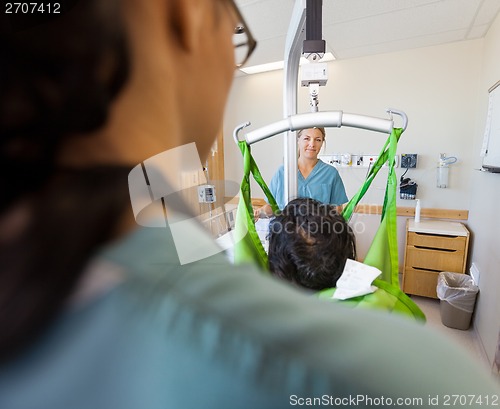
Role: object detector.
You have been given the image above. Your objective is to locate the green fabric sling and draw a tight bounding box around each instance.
[233,140,279,270]
[330,127,425,321]
[341,127,402,287]
[233,129,425,322]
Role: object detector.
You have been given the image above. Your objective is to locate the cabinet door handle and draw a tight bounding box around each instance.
[411,266,442,273]
[415,232,459,239]
[413,245,457,253]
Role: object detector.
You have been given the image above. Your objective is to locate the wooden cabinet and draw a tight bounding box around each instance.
[402,220,470,298]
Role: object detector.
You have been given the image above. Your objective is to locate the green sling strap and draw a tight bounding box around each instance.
[342,127,402,287]
[233,140,279,270]
[335,127,425,321]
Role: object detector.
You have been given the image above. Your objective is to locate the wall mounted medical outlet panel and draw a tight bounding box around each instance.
[319,154,350,167]
[320,154,398,168]
[351,154,399,168]
[197,185,216,203]
[401,153,417,168]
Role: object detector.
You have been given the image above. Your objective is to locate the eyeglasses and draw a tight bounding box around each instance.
[226,0,257,68]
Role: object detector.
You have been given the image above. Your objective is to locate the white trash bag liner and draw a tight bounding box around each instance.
[437,272,479,313]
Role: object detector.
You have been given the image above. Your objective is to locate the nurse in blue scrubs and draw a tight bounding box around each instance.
[255,127,347,218]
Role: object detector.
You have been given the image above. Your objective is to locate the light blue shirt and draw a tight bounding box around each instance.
[269,160,348,210]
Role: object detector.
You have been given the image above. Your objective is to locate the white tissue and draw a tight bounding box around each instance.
[332,259,381,300]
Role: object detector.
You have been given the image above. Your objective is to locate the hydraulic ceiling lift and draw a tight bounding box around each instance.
[234,0,407,207]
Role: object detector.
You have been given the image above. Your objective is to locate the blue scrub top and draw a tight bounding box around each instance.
[269,160,348,210]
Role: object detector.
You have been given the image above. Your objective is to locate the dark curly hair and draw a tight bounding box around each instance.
[0,0,130,362]
[268,198,356,291]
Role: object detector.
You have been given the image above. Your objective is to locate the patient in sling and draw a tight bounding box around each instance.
[267,198,356,291]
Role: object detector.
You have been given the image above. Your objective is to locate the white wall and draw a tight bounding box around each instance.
[225,40,482,210]
[468,12,500,367]
[223,40,483,261]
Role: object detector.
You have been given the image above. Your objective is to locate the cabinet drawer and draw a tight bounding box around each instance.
[405,247,465,273]
[407,232,467,251]
[403,267,442,298]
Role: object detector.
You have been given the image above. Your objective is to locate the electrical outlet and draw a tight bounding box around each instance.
[362,155,378,167]
[319,154,339,166]
[401,153,417,168]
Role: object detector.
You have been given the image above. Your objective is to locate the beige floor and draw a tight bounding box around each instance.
[412,295,491,371]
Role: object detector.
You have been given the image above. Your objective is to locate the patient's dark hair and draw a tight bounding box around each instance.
[268,198,356,291]
[0,0,130,362]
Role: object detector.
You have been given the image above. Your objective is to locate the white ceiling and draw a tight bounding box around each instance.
[235,0,500,67]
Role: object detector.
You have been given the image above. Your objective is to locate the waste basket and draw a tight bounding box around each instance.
[436,272,479,330]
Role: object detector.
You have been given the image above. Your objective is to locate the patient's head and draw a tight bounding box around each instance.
[268,198,356,291]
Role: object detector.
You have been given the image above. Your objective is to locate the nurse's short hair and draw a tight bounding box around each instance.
[267,198,356,291]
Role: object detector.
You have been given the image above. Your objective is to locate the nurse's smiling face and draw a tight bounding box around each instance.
[298,128,325,160]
